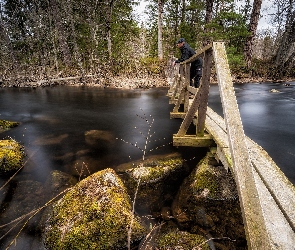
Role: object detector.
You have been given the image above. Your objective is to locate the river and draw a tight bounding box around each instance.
[0,82,294,249]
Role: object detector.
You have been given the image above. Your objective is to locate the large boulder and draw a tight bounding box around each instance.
[118,153,191,214]
[172,152,247,249]
[0,139,25,174]
[43,168,146,249]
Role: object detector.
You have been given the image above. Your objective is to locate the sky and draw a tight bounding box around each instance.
[133,0,276,31]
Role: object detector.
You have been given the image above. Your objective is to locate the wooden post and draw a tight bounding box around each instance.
[213,41,271,249]
[171,64,182,102]
[196,48,213,136]
[184,63,190,112]
[176,87,201,136]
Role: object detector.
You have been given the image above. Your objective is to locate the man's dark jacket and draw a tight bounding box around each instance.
[175,43,203,75]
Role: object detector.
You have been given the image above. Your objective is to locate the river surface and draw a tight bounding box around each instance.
[0,82,294,249]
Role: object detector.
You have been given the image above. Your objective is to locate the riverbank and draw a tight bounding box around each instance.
[0,75,168,89]
[0,74,294,89]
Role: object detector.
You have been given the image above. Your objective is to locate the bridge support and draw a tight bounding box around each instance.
[168,41,295,249]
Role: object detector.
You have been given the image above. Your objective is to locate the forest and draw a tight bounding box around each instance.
[0,0,294,85]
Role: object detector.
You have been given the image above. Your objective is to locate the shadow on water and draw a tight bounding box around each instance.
[0,82,294,249]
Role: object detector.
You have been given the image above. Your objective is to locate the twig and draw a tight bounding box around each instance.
[4,188,71,249]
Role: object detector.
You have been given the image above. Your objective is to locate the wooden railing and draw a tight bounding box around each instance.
[168,42,295,249]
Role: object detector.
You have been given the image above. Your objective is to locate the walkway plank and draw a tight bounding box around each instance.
[205,107,295,249]
[168,41,295,249]
[212,42,271,249]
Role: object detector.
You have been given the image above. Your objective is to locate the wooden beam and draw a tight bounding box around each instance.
[187,86,198,94]
[173,134,215,147]
[184,64,190,112]
[180,43,213,64]
[170,112,186,119]
[176,92,201,136]
[196,48,213,136]
[213,41,271,249]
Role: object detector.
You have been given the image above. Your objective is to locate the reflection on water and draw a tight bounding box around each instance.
[0,82,294,249]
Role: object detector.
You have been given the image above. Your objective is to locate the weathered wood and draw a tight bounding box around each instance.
[176,92,201,136]
[168,41,295,249]
[247,139,295,231]
[184,64,190,112]
[213,41,271,249]
[206,107,295,248]
[180,43,213,64]
[187,86,198,94]
[167,64,180,97]
[170,65,184,102]
[172,87,185,112]
[170,112,186,119]
[173,134,215,147]
[196,48,213,136]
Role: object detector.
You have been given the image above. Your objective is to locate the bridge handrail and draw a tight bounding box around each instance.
[168,41,278,248]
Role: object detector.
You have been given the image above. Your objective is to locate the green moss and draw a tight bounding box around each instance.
[0,120,19,131]
[190,155,219,199]
[127,157,183,182]
[0,139,25,173]
[157,229,210,250]
[44,168,146,250]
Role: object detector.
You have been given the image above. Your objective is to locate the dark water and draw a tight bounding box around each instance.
[209,82,295,185]
[0,83,294,249]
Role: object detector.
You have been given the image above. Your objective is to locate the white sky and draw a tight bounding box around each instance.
[133,0,276,31]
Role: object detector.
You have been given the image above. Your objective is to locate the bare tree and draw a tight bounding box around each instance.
[203,0,214,46]
[106,0,115,59]
[50,0,72,66]
[0,2,18,71]
[243,0,263,68]
[274,0,295,77]
[158,0,164,60]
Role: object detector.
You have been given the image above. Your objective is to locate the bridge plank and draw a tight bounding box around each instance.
[207,107,295,231]
[169,41,295,248]
[213,41,271,249]
[173,134,215,147]
[196,48,213,136]
[205,107,295,248]
[247,139,295,231]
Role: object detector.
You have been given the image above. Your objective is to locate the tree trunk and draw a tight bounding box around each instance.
[243,0,262,68]
[106,0,115,60]
[50,0,72,66]
[205,0,214,24]
[275,1,295,73]
[203,0,214,46]
[0,3,18,70]
[274,11,295,77]
[158,0,164,60]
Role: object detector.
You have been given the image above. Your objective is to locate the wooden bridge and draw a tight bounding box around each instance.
[167,42,295,249]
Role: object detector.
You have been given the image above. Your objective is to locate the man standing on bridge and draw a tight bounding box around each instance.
[173,38,203,88]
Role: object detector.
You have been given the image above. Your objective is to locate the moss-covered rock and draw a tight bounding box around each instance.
[139,222,210,250]
[0,139,25,174]
[118,153,190,214]
[0,120,19,132]
[39,170,78,232]
[172,152,247,249]
[157,228,210,250]
[44,168,146,250]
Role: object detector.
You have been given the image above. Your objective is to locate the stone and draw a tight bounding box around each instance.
[43,168,146,249]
